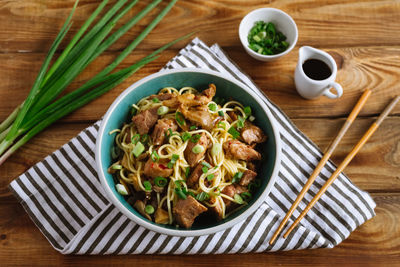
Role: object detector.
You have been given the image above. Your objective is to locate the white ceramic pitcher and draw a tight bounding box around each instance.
[294,46,343,99]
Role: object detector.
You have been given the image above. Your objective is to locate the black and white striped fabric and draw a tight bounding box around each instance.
[9,38,376,254]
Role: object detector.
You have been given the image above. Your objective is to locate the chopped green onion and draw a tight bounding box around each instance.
[218,110,224,117]
[140,134,149,144]
[248,21,288,55]
[232,172,243,183]
[189,125,197,130]
[186,191,196,197]
[249,115,255,122]
[201,162,212,168]
[130,106,137,117]
[151,150,159,162]
[111,164,122,170]
[211,143,222,156]
[181,132,191,142]
[192,144,204,154]
[154,176,168,187]
[253,35,261,42]
[157,105,169,115]
[132,141,145,157]
[228,126,240,139]
[244,106,251,118]
[143,180,152,192]
[171,154,179,163]
[174,180,185,189]
[190,134,201,143]
[131,134,140,144]
[116,183,128,195]
[202,166,208,173]
[185,167,190,178]
[175,111,186,126]
[145,205,155,214]
[152,97,160,103]
[175,188,187,199]
[234,194,244,204]
[240,192,252,202]
[217,121,226,129]
[237,116,245,129]
[208,103,217,111]
[165,128,176,139]
[207,174,215,181]
[195,191,209,202]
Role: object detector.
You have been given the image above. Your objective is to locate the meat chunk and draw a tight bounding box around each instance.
[173,195,208,228]
[151,118,178,146]
[194,84,216,105]
[143,158,173,178]
[155,207,169,224]
[132,107,158,134]
[221,184,248,210]
[241,122,267,145]
[180,105,214,131]
[227,111,238,121]
[184,132,209,167]
[209,197,224,221]
[163,84,216,108]
[223,140,261,161]
[149,93,174,101]
[239,170,257,187]
[247,162,257,172]
[186,163,203,188]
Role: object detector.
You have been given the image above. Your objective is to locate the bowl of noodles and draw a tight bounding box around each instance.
[96,68,281,236]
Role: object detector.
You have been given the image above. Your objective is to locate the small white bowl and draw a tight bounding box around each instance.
[239,8,298,62]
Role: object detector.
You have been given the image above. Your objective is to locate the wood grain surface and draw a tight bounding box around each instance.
[0,0,399,266]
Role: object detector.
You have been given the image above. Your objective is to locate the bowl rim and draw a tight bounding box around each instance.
[239,7,298,60]
[96,68,282,236]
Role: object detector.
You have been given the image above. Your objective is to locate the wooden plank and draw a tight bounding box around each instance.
[1,117,399,193]
[0,0,399,53]
[0,45,399,122]
[0,192,398,265]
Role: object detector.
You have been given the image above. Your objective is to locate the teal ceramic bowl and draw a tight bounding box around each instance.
[96,68,281,236]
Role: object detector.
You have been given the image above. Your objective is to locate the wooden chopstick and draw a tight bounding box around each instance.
[269,89,372,245]
[283,95,400,238]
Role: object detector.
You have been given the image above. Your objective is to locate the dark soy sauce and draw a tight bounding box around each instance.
[302,59,332,80]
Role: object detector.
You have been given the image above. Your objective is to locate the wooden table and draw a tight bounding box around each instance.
[1,0,399,265]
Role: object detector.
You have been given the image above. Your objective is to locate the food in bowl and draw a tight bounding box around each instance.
[248,21,289,55]
[108,84,267,228]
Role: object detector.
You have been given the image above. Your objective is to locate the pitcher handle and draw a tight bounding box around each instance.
[323,82,343,99]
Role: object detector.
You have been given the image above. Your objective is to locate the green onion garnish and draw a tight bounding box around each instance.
[175,111,186,126]
[228,126,240,139]
[192,144,204,154]
[189,125,197,130]
[201,162,212,168]
[207,174,215,181]
[217,121,226,129]
[116,183,128,196]
[202,166,208,173]
[234,194,244,204]
[145,205,155,214]
[132,141,145,158]
[175,188,187,199]
[140,134,149,143]
[211,143,222,156]
[154,176,168,187]
[131,134,140,144]
[249,115,255,122]
[208,103,217,112]
[130,107,137,117]
[244,106,251,118]
[232,172,243,183]
[151,150,159,162]
[152,97,160,103]
[111,164,122,170]
[143,180,152,192]
[157,105,169,115]
[181,132,191,142]
[240,192,252,202]
[218,110,224,117]
[190,134,201,143]
[248,21,289,55]
[174,180,185,189]
[195,191,209,202]
[185,167,190,178]
[167,154,179,169]
[237,116,245,129]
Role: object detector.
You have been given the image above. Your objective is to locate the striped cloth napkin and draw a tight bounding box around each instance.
[9,38,376,254]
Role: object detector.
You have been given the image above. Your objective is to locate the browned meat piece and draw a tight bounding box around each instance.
[239,170,257,187]
[227,111,238,121]
[223,140,261,161]
[143,158,173,178]
[179,105,214,131]
[184,132,210,167]
[151,118,178,146]
[247,162,257,171]
[173,195,208,228]
[221,184,249,209]
[163,84,216,108]
[155,207,169,224]
[149,93,174,101]
[131,107,158,134]
[186,163,203,188]
[241,121,267,145]
[235,184,248,195]
[194,84,216,105]
[209,197,224,221]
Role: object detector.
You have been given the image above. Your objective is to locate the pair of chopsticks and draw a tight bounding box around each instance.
[269,90,400,244]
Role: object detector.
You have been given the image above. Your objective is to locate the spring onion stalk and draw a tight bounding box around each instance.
[0,0,187,164]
